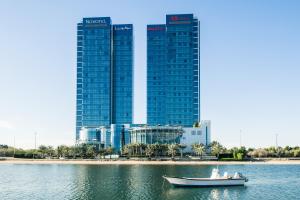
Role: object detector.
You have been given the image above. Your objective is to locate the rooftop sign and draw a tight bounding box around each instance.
[83,17,111,27]
[147,26,166,31]
[114,24,132,31]
[166,14,193,25]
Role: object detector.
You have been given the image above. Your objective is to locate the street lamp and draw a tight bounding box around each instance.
[275,134,278,149]
[13,136,15,158]
[239,129,242,147]
[33,132,37,159]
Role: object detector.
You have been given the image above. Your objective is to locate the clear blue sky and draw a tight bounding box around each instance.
[0,0,299,149]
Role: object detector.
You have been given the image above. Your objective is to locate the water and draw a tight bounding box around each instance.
[0,164,300,200]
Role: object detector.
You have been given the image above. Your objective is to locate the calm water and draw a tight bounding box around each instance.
[0,164,300,200]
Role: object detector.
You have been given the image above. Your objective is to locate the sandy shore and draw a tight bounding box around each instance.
[1,158,300,165]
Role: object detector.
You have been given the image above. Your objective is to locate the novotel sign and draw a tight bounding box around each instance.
[85,19,106,24]
[83,18,110,26]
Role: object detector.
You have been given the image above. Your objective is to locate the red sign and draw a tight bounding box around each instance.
[170,16,190,21]
[147,27,165,31]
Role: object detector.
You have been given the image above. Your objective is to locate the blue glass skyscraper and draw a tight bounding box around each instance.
[76,18,133,141]
[112,24,133,125]
[147,24,167,125]
[147,14,200,126]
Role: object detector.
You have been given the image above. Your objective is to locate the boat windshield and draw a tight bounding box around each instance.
[210,168,221,179]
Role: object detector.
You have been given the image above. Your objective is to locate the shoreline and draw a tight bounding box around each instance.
[1,158,300,165]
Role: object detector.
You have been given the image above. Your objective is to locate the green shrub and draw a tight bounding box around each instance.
[293,150,300,157]
[236,153,244,160]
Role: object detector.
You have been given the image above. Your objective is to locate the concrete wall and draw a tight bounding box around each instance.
[180,120,211,153]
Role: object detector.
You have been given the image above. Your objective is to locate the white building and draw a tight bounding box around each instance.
[180,120,211,153]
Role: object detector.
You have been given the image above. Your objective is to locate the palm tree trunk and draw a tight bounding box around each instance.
[180,149,183,158]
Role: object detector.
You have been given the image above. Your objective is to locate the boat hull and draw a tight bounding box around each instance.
[163,176,246,187]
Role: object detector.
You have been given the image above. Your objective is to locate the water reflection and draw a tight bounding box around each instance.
[0,164,299,200]
[164,185,246,200]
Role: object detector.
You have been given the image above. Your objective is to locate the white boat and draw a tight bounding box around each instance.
[163,168,248,187]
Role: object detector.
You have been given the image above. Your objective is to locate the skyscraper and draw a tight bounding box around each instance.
[147,24,167,125]
[147,14,200,126]
[76,17,133,141]
[112,24,134,125]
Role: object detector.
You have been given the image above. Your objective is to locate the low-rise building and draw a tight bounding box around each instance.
[77,120,211,153]
[78,127,101,149]
[180,120,211,152]
[129,126,183,144]
[78,124,133,151]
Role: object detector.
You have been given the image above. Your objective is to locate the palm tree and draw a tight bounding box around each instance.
[140,143,147,156]
[265,146,276,157]
[46,146,55,158]
[293,149,300,157]
[145,145,154,159]
[128,144,135,157]
[130,143,137,156]
[135,143,139,156]
[129,144,134,157]
[105,147,114,159]
[38,145,48,158]
[192,143,206,159]
[122,144,131,157]
[161,144,169,156]
[68,146,77,159]
[98,148,106,159]
[86,145,96,158]
[210,141,224,159]
[133,143,138,156]
[79,144,88,158]
[191,144,197,155]
[276,146,283,158]
[152,143,160,157]
[56,145,70,158]
[136,143,145,156]
[167,144,178,160]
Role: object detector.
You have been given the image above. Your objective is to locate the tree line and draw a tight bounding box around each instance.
[0,142,300,160]
[0,144,114,159]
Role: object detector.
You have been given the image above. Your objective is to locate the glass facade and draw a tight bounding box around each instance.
[100,127,111,148]
[110,124,132,151]
[78,127,101,144]
[112,25,133,125]
[147,14,200,127]
[76,18,133,140]
[129,126,183,144]
[147,25,167,125]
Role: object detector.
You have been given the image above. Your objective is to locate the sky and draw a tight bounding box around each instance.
[0,0,299,149]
